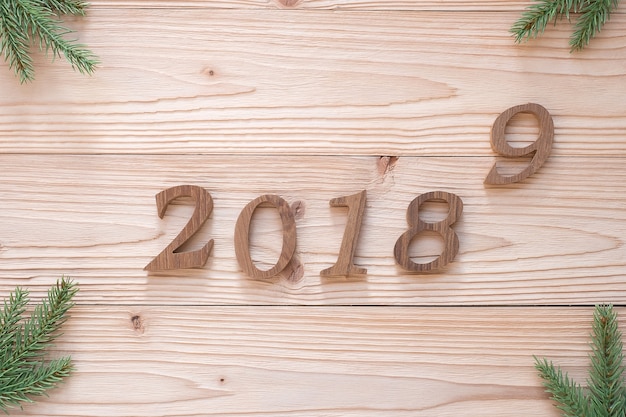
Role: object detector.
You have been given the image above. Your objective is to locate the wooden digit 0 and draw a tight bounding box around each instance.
[320,190,367,277]
[234,194,297,279]
[484,103,554,185]
[144,185,214,271]
[394,191,463,272]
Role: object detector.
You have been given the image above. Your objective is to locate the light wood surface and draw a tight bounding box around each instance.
[6,307,618,416]
[1,1,625,415]
[90,0,532,10]
[88,0,626,11]
[1,9,626,155]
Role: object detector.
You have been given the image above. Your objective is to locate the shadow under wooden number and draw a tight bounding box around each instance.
[144,185,214,271]
[320,190,367,277]
[234,194,297,279]
[484,103,554,185]
[394,191,463,272]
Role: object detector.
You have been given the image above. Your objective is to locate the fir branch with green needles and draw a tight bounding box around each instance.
[511,0,621,51]
[0,0,98,83]
[0,277,78,412]
[535,305,626,417]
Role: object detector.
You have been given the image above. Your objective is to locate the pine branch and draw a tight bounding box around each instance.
[571,0,620,51]
[15,277,77,361]
[535,305,626,417]
[0,277,78,412]
[511,0,621,51]
[0,289,28,341]
[0,2,35,83]
[587,305,626,417]
[0,0,97,83]
[511,0,568,43]
[0,357,72,410]
[16,0,97,74]
[42,0,89,16]
[0,289,28,364]
[535,356,591,417]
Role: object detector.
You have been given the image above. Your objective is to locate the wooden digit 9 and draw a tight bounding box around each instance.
[234,194,297,279]
[484,103,554,185]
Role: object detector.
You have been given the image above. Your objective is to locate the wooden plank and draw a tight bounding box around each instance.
[89,0,534,11]
[1,10,625,155]
[5,306,617,416]
[87,0,626,12]
[0,154,624,305]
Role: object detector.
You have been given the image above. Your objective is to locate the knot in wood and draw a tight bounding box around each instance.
[276,0,301,7]
[131,314,145,334]
[377,156,399,177]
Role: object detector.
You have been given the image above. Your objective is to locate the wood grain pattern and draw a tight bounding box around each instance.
[0,154,624,305]
[89,0,540,10]
[5,306,618,417]
[1,10,625,156]
[1,2,624,415]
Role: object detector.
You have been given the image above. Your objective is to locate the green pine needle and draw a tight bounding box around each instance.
[587,305,626,417]
[511,0,621,51]
[0,0,97,83]
[571,0,620,50]
[0,277,78,412]
[535,356,590,417]
[535,305,626,417]
[43,0,89,16]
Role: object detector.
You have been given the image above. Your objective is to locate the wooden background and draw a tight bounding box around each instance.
[1,0,625,415]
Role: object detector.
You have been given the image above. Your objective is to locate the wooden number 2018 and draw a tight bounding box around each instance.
[146,187,462,275]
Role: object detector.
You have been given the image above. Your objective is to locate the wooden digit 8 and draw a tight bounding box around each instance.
[394,191,463,272]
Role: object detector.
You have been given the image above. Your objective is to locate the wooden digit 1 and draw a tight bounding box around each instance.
[234,194,297,279]
[394,191,463,272]
[484,103,554,185]
[320,190,367,277]
[144,185,214,271]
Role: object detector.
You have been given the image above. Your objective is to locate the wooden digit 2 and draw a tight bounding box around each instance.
[484,103,554,185]
[234,194,297,279]
[144,185,214,271]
